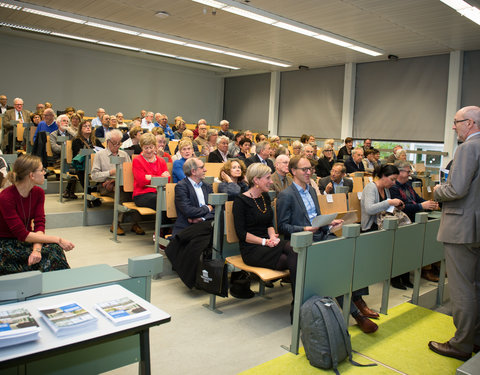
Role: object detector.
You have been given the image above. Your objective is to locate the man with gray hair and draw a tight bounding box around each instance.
[218,119,234,140]
[156,114,174,140]
[173,157,214,235]
[428,106,480,361]
[344,147,365,174]
[141,111,155,131]
[0,94,11,114]
[271,154,292,193]
[2,97,31,153]
[207,135,229,163]
[33,108,57,142]
[95,114,111,139]
[245,141,275,173]
[91,129,144,236]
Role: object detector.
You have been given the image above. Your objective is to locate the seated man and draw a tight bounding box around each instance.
[277,155,378,334]
[344,147,365,174]
[271,154,292,193]
[318,163,353,195]
[207,136,229,163]
[91,129,144,235]
[33,108,57,142]
[49,114,76,165]
[91,107,105,128]
[173,158,214,235]
[244,141,275,173]
[94,114,111,139]
[362,148,381,173]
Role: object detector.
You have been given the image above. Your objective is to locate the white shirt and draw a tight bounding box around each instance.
[188,177,206,207]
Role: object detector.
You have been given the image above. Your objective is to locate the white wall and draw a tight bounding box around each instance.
[0,32,224,123]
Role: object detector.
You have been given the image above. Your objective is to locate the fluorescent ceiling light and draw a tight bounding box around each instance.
[439,0,471,10]
[139,33,186,45]
[209,62,240,70]
[0,22,50,34]
[86,21,139,35]
[313,34,352,48]
[222,6,276,24]
[191,0,226,9]
[22,8,85,24]
[256,59,291,68]
[223,51,260,61]
[347,45,383,57]
[272,22,318,37]
[0,3,21,9]
[185,43,226,53]
[140,49,177,58]
[459,6,480,23]
[51,32,98,43]
[98,41,140,51]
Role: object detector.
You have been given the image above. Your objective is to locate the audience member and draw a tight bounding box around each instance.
[208,136,229,163]
[155,134,172,163]
[122,125,142,154]
[173,119,186,140]
[49,114,75,170]
[245,141,275,173]
[172,139,194,182]
[291,140,303,156]
[35,103,45,113]
[218,159,248,200]
[316,145,335,177]
[33,108,57,142]
[193,119,207,139]
[70,113,81,134]
[141,111,155,131]
[274,145,289,159]
[228,132,243,157]
[318,163,353,195]
[91,108,105,127]
[194,122,209,148]
[363,138,372,153]
[0,155,74,275]
[2,98,31,153]
[345,147,365,173]
[94,114,111,139]
[337,137,353,161]
[0,94,11,114]
[64,107,75,117]
[386,145,403,164]
[363,148,381,173]
[132,133,170,211]
[271,154,292,194]
[172,158,214,235]
[218,120,234,140]
[237,138,251,160]
[200,129,218,157]
[116,112,127,131]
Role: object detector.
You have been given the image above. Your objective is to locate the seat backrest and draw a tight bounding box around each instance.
[30,125,37,146]
[166,162,173,175]
[363,176,373,186]
[212,182,219,193]
[168,140,178,155]
[205,162,223,178]
[166,183,177,218]
[122,162,134,192]
[347,192,362,222]
[45,134,53,157]
[318,193,348,215]
[66,140,73,163]
[225,201,239,243]
[351,177,363,193]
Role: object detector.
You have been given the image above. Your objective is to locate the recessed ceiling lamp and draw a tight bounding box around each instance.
[155,11,170,19]
[191,0,384,56]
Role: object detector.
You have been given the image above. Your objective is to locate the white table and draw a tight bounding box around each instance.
[0,284,171,375]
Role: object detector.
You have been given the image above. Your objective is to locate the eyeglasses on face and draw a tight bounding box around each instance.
[453,118,469,125]
[295,167,313,173]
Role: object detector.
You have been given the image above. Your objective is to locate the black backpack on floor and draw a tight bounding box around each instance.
[300,296,376,374]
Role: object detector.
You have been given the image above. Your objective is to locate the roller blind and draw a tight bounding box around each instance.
[278,66,344,138]
[353,54,449,142]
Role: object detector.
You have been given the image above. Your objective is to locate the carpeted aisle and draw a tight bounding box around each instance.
[240,302,464,375]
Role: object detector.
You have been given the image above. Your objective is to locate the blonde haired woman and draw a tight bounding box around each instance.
[0,155,74,275]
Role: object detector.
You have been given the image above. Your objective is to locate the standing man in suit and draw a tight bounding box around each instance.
[0,94,12,114]
[173,158,214,235]
[244,141,275,173]
[429,106,480,361]
[2,97,31,153]
[318,163,353,195]
[277,156,378,334]
[344,147,365,174]
[207,136,229,163]
[271,154,292,194]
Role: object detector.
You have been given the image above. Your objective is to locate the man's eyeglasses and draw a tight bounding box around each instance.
[108,140,122,146]
[453,118,469,125]
[295,167,314,173]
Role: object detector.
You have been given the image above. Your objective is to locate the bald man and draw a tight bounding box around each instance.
[271,154,292,193]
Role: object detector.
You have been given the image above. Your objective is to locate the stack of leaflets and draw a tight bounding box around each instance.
[95,297,150,325]
[0,308,41,348]
[39,302,97,336]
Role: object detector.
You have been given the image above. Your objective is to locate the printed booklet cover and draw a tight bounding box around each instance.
[39,302,97,336]
[0,308,41,348]
[95,297,150,325]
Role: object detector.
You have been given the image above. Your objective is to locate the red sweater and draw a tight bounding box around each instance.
[0,185,46,241]
[132,154,169,197]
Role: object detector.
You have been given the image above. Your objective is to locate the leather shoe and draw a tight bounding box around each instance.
[354,314,378,334]
[422,270,439,282]
[354,298,379,319]
[391,279,407,290]
[110,224,125,235]
[428,341,471,361]
[131,224,145,235]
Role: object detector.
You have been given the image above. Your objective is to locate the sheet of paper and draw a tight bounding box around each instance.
[427,186,432,193]
[311,213,337,228]
[330,211,357,233]
[386,205,395,213]
[357,192,362,200]
[326,194,334,203]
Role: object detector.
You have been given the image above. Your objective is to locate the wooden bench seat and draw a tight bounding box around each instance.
[225,255,289,282]
[122,201,156,216]
[91,192,115,204]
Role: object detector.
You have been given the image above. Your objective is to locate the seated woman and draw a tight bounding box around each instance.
[122,125,142,154]
[316,145,335,177]
[155,134,172,163]
[70,113,81,134]
[72,120,104,190]
[173,130,200,156]
[200,129,218,157]
[291,140,303,156]
[172,139,194,182]
[132,133,170,210]
[232,163,298,307]
[361,164,407,290]
[0,155,74,275]
[218,159,248,200]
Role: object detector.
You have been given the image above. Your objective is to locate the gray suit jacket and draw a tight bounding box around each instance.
[277,183,329,242]
[434,133,480,244]
[271,172,292,194]
[318,176,353,195]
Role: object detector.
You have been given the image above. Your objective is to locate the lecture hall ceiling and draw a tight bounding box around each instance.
[1,0,480,74]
